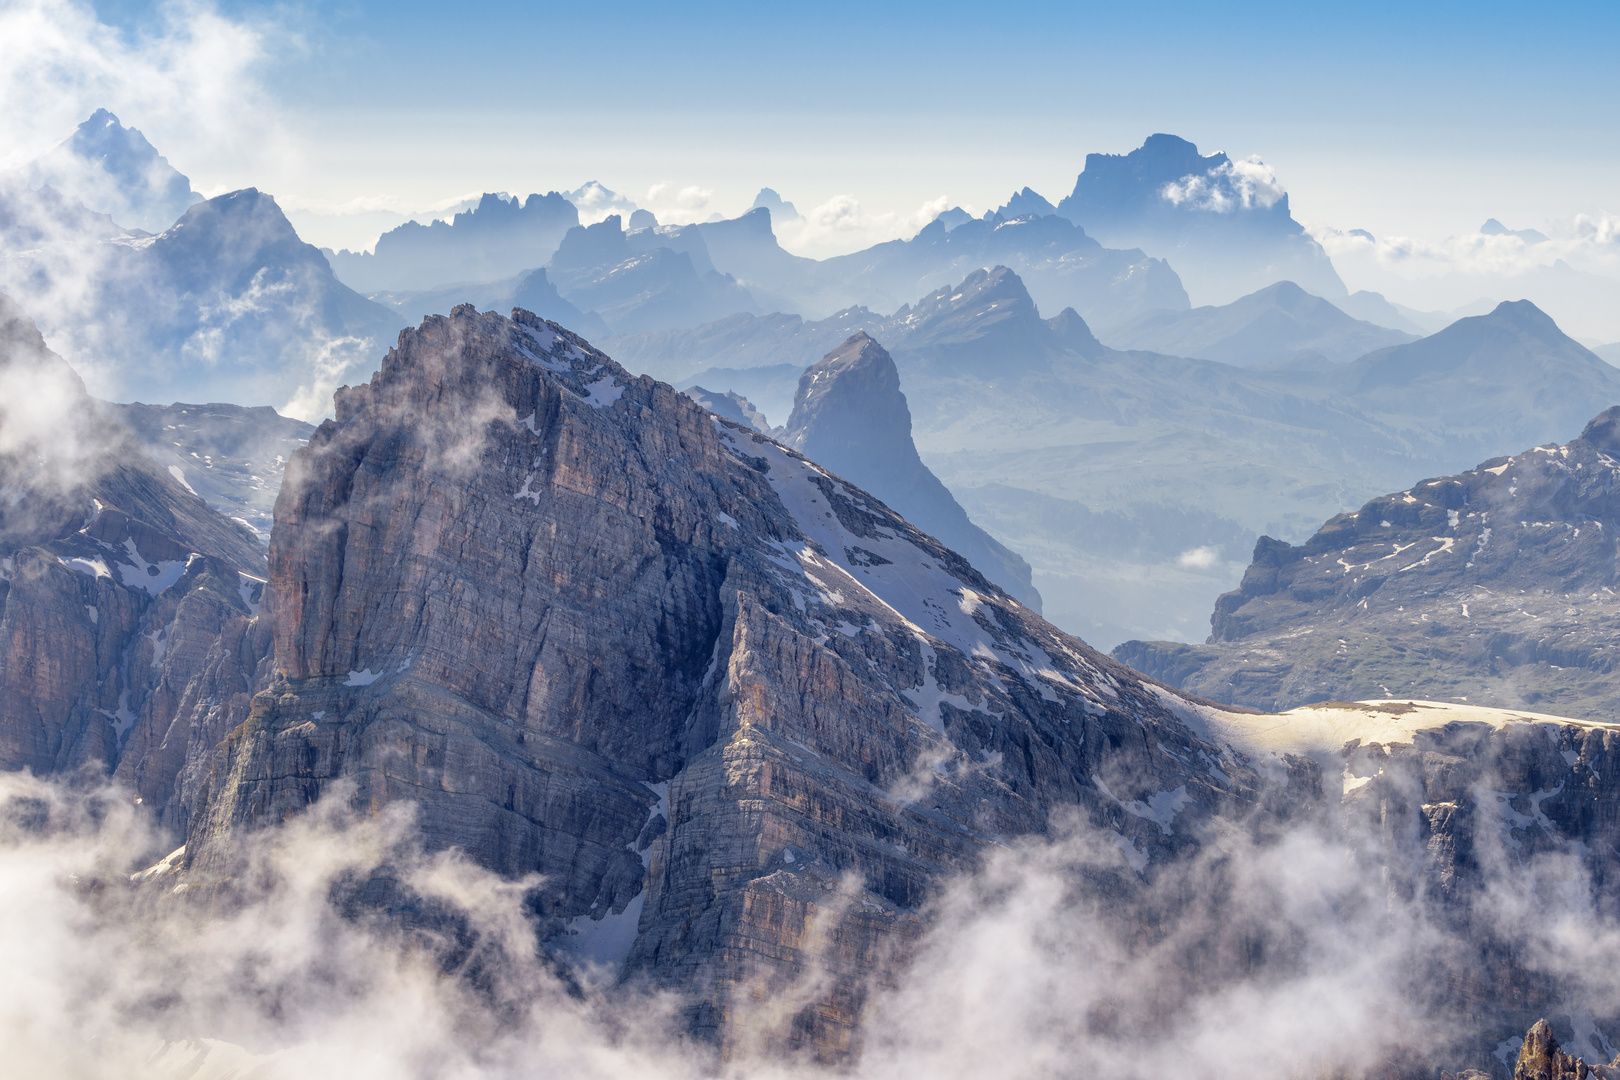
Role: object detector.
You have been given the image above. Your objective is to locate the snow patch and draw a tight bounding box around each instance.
[116,539,188,597]
[344,668,382,686]
[1111,831,1149,873]
[581,375,624,409]
[238,573,265,616]
[167,464,198,496]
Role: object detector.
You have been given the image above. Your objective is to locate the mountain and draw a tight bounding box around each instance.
[1113,405,1620,718]
[0,187,405,417]
[780,332,1042,610]
[1598,342,1620,365]
[1099,280,1417,365]
[1335,289,1435,335]
[16,109,201,233]
[593,268,1620,651]
[1317,300,1620,464]
[0,293,268,784]
[4,297,1620,1069]
[103,401,316,542]
[557,244,755,334]
[325,192,580,293]
[1055,133,1346,305]
[749,187,799,221]
[678,385,774,433]
[371,266,611,341]
[995,187,1059,218]
[173,302,1271,1056]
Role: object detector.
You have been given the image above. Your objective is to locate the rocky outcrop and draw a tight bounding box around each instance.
[680,385,774,434]
[1114,405,1620,718]
[179,303,1270,1056]
[105,401,316,542]
[782,332,1042,611]
[0,294,269,830]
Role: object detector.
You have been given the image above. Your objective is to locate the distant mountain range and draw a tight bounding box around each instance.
[1098,280,1416,366]
[635,266,1620,648]
[325,192,580,293]
[0,180,403,417]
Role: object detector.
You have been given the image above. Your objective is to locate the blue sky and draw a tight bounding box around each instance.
[14,1,1620,259]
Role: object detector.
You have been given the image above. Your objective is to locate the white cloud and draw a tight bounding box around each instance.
[1161,157,1287,214]
[1310,215,1620,340]
[0,0,290,189]
[1176,545,1220,569]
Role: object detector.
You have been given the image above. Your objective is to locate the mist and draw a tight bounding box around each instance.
[4,753,1616,1080]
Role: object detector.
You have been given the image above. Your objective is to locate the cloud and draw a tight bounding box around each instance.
[1311,216,1620,339]
[0,0,288,187]
[5,747,1616,1079]
[1176,545,1220,569]
[567,181,638,224]
[1161,157,1287,214]
[775,194,957,259]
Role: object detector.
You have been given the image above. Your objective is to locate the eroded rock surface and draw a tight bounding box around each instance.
[179,303,1267,1055]
[1116,407,1620,718]
[0,294,269,830]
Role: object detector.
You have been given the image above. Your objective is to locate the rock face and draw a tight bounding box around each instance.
[1113,406,1620,718]
[0,294,269,831]
[6,294,1620,1066]
[781,332,1043,611]
[1502,1019,1620,1080]
[179,303,1266,1056]
[104,401,316,542]
[1055,133,1346,305]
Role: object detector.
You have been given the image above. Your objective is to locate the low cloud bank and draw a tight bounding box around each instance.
[3,760,1617,1079]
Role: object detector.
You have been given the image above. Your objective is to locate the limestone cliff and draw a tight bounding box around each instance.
[0,293,269,832]
[180,303,1265,1055]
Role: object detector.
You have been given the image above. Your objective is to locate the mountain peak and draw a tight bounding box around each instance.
[784,332,1043,608]
[749,187,799,221]
[19,108,202,233]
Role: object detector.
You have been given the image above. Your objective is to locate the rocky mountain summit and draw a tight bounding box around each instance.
[13,109,202,234]
[781,331,1042,610]
[4,292,1620,1067]
[1115,405,1620,718]
[1055,133,1347,305]
[175,302,1267,1056]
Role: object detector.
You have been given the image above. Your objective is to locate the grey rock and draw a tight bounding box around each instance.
[176,302,1267,1056]
[782,332,1043,611]
[1113,404,1620,718]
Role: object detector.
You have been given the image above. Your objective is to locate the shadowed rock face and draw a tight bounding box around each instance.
[0,293,269,826]
[180,303,1266,1056]
[1114,405,1620,719]
[782,331,1043,611]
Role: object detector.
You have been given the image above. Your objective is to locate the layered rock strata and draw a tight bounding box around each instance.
[180,304,1268,1055]
[0,294,269,831]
